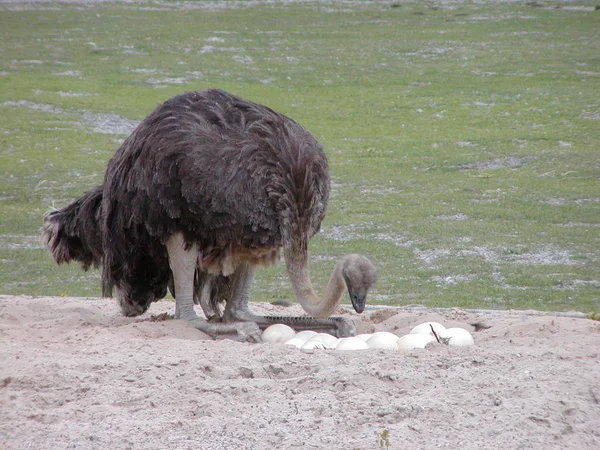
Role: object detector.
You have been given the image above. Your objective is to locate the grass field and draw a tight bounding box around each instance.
[0,0,598,312]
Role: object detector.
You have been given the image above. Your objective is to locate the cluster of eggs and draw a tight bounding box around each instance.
[261,321,474,351]
[400,321,475,349]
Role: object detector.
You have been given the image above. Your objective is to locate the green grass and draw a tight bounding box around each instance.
[1,1,598,312]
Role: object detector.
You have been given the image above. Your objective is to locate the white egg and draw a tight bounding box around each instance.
[441,327,474,347]
[307,333,338,348]
[356,333,374,341]
[294,330,318,342]
[301,340,327,350]
[335,337,370,351]
[396,334,436,351]
[261,324,296,343]
[410,321,446,337]
[366,332,400,350]
[283,337,306,348]
[326,338,341,349]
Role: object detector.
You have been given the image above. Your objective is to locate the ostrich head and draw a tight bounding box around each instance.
[341,254,377,314]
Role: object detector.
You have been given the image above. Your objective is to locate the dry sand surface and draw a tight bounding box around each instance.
[1,295,599,449]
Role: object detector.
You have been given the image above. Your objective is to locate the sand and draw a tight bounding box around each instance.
[0,295,599,449]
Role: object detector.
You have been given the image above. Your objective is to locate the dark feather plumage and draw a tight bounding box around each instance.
[100,89,330,317]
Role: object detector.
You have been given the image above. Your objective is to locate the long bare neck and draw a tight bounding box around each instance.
[284,246,346,318]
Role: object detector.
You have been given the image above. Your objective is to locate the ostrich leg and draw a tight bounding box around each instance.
[166,233,261,342]
[168,270,227,322]
[222,262,357,338]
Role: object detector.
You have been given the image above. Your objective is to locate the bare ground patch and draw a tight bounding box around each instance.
[1,100,139,135]
[414,244,583,267]
[0,295,599,449]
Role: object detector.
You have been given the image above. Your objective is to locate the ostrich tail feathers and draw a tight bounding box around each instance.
[41,186,104,270]
[41,210,73,265]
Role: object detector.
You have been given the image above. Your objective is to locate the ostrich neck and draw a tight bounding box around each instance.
[284,247,346,318]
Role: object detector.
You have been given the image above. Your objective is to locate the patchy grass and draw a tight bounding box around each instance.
[0,1,598,312]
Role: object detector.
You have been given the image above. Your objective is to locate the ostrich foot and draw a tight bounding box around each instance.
[178,313,261,342]
[176,307,261,342]
[189,318,262,343]
[224,309,357,338]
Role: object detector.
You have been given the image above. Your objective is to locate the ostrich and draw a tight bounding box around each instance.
[42,89,377,341]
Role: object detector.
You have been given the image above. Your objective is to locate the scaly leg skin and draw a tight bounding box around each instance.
[168,269,227,322]
[222,262,357,338]
[166,233,261,342]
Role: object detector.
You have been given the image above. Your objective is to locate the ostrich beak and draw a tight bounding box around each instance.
[349,292,366,314]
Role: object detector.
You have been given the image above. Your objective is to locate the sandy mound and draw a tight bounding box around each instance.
[1,295,599,449]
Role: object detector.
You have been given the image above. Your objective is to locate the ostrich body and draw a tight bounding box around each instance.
[42,89,377,340]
